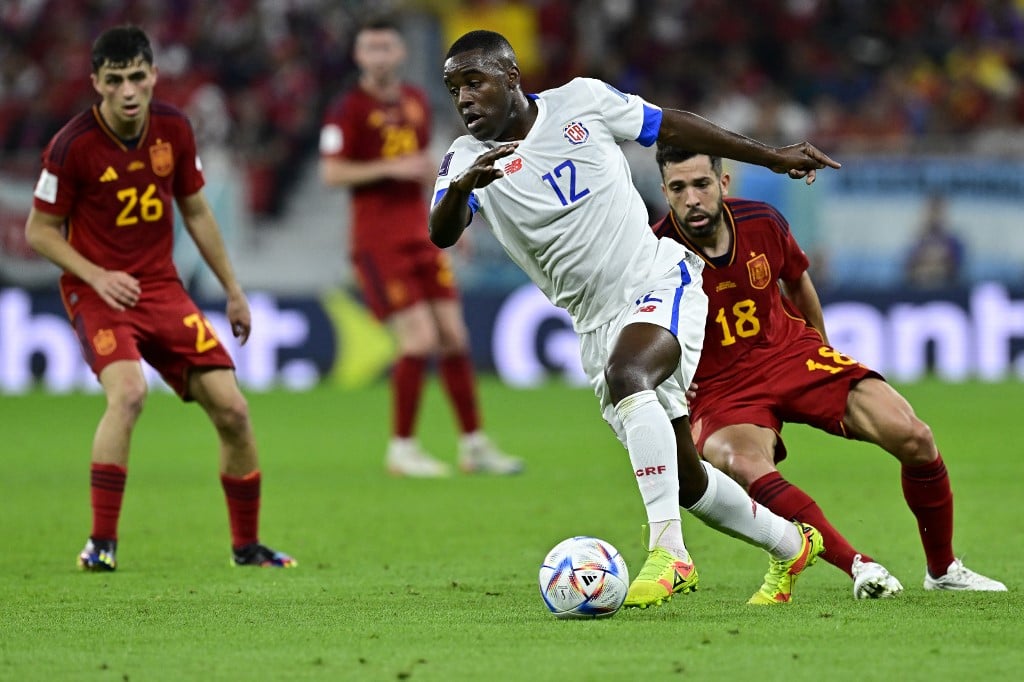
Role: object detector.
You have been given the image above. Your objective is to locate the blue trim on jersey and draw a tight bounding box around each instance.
[528,93,539,100]
[637,105,663,147]
[670,259,692,335]
[432,188,480,215]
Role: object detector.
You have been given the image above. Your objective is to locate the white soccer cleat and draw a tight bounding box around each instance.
[851,554,903,599]
[923,559,1007,592]
[386,439,452,478]
[458,432,524,475]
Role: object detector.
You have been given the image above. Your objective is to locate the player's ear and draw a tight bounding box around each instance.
[720,172,731,196]
[506,63,521,89]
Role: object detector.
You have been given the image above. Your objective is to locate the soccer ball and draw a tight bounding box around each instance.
[538,536,629,619]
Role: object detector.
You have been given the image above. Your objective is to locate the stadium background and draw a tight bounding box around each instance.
[2,0,1023,393]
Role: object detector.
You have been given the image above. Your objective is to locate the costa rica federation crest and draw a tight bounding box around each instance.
[746,252,772,289]
[563,120,589,145]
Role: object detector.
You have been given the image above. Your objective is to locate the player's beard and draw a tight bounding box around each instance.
[675,198,724,240]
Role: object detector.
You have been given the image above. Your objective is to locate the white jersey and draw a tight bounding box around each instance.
[433,77,696,332]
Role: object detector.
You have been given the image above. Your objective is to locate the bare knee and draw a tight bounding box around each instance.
[703,443,772,489]
[106,380,147,425]
[209,394,252,441]
[605,360,650,404]
[895,418,937,466]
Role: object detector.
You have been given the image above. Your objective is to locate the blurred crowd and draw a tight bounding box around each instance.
[1,0,1022,223]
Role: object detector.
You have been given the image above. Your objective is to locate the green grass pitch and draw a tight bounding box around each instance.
[2,378,1022,681]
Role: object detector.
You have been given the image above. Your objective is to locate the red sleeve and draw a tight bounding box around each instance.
[173,116,205,198]
[33,136,80,217]
[772,210,809,282]
[320,92,360,160]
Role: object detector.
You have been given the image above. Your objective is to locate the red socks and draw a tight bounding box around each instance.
[392,355,427,438]
[749,471,868,577]
[901,454,955,577]
[89,463,126,541]
[439,353,480,434]
[90,462,262,551]
[221,471,261,549]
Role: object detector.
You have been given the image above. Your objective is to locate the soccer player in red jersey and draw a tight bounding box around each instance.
[319,19,520,477]
[651,145,1006,596]
[24,26,295,571]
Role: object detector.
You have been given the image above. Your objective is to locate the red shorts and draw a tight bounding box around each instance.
[61,278,234,398]
[689,335,881,462]
[352,241,459,321]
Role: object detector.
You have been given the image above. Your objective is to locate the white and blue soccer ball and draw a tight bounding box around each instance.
[538,536,629,619]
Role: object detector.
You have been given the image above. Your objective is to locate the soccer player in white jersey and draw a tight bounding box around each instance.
[430,30,840,607]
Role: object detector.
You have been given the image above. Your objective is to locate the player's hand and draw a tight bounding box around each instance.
[769,142,841,184]
[685,381,699,407]
[225,291,252,345]
[450,142,518,192]
[92,270,141,311]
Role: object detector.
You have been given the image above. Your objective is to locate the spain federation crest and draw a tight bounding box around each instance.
[149,139,174,177]
[563,120,589,145]
[746,253,772,289]
[93,328,117,356]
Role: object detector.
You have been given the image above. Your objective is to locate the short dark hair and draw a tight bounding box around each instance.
[359,16,401,35]
[445,30,516,65]
[91,25,153,73]
[655,143,723,177]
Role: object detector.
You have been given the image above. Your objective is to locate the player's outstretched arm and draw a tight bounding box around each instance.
[657,109,840,184]
[177,191,252,344]
[429,142,517,248]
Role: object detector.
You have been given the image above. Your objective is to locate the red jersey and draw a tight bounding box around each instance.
[33,101,204,287]
[320,84,432,253]
[652,198,814,384]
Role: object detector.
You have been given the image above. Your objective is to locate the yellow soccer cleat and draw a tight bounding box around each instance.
[748,522,824,605]
[623,547,699,609]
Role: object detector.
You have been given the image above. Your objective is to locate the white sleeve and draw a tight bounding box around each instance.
[431,139,482,215]
[578,77,663,147]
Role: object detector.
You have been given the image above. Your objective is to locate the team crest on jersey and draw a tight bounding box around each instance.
[149,139,173,177]
[746,253,772,289]
[93,329,117,356]
[563,120,589,145]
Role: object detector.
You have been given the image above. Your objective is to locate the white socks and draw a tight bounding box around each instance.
[616,392,801,562]
[616,392,690,559]
[686,461,801,560]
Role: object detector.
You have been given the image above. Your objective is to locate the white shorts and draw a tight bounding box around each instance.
[579,253,708,447]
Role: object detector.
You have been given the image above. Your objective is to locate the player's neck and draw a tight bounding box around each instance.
[360,73,401,101]
[700,226,731,258]
[496,94,537,141]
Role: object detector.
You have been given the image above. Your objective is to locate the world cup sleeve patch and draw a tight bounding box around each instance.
[34,169,58,203]
[438,151,454,177]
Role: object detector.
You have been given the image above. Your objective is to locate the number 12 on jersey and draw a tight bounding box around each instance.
[541,160,590,206]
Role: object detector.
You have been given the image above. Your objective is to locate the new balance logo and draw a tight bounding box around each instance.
[99,167,119,182]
